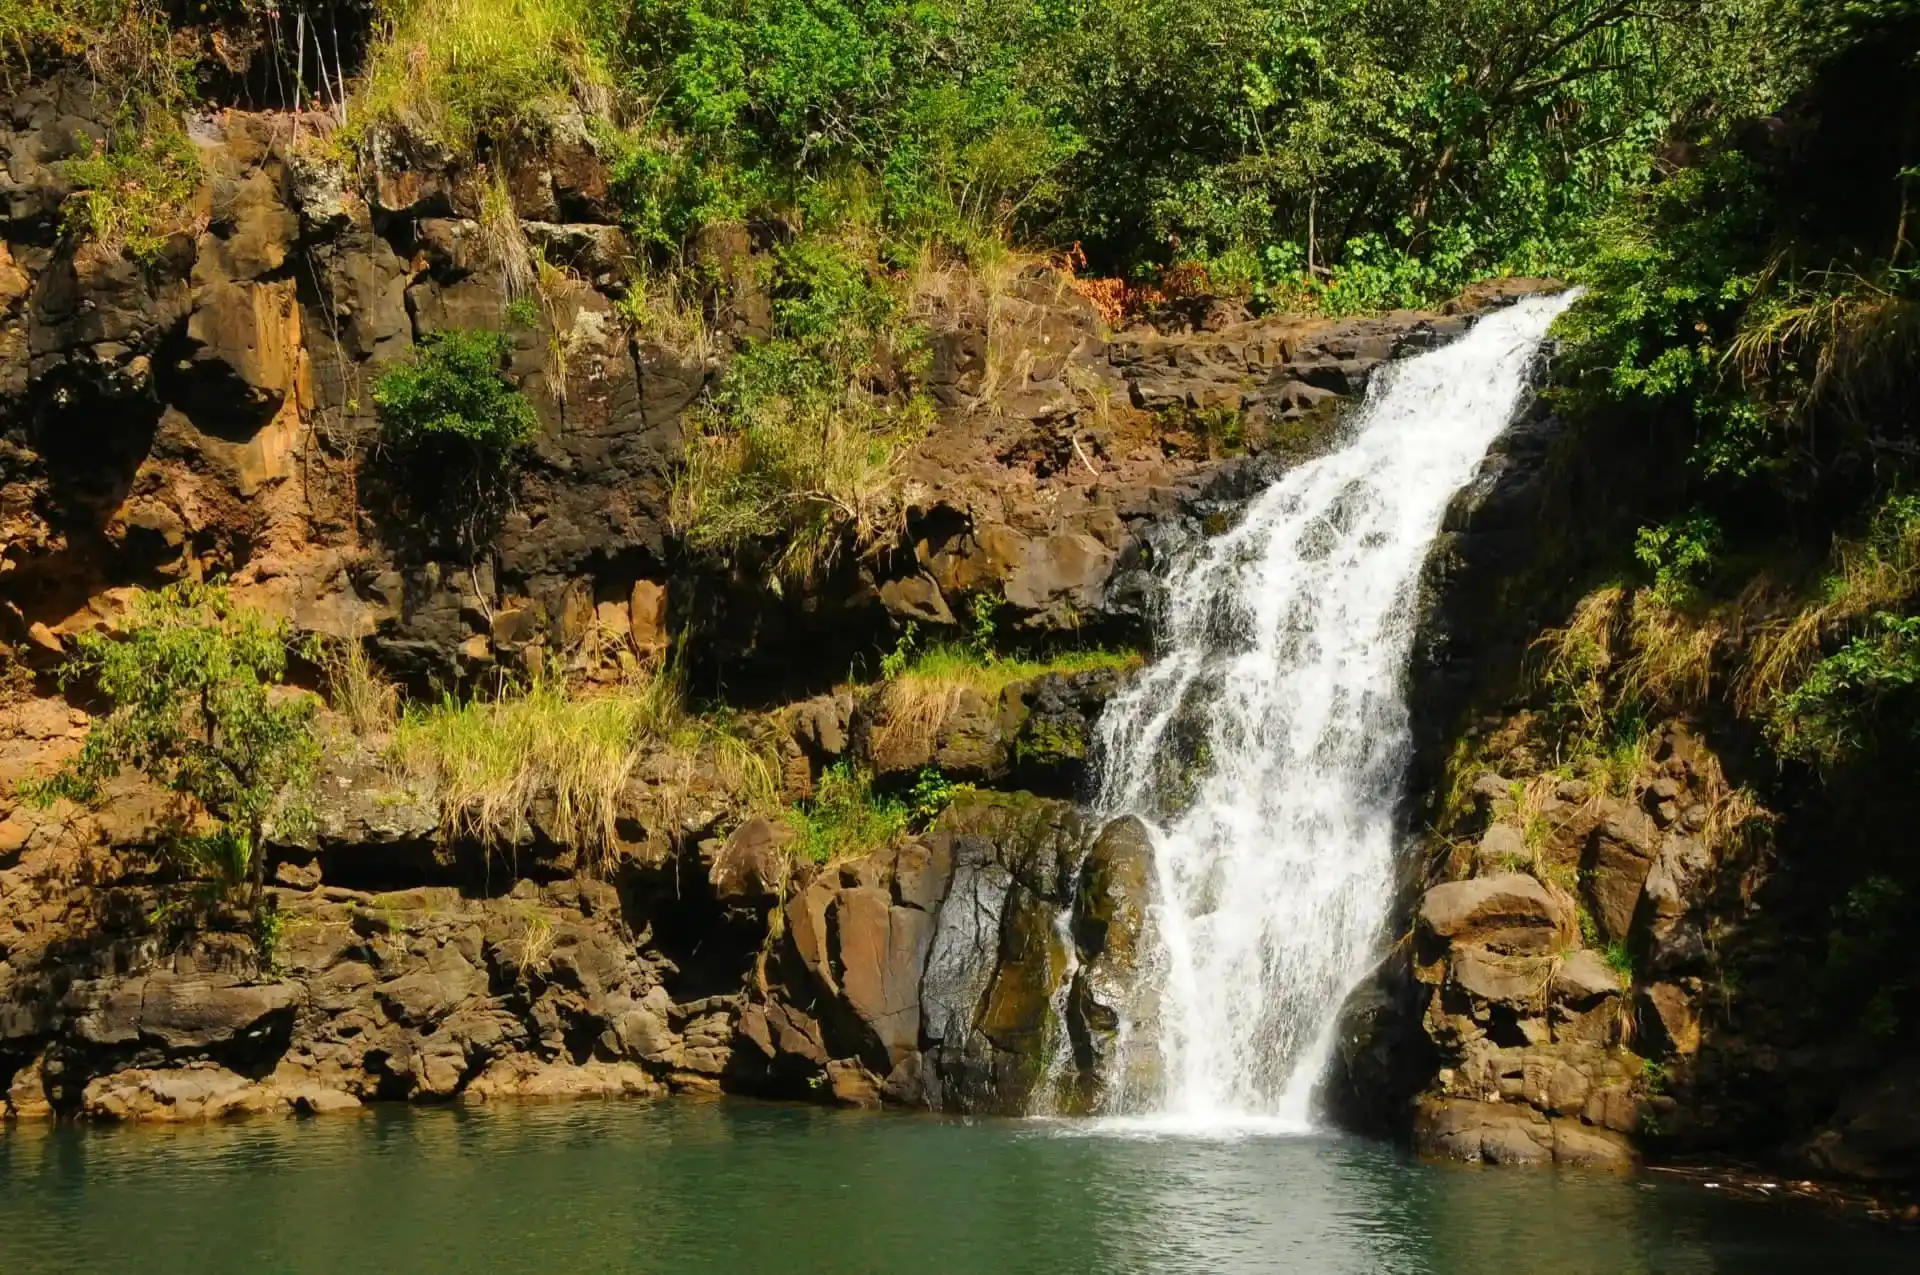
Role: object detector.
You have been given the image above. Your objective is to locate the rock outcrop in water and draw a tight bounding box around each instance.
[732,793,1157,1115]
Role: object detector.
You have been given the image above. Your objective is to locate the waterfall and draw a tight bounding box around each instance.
[1088,291,1579,1132]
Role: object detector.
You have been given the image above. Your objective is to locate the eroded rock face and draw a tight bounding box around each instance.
[1065,815,1155,1108]
[0,872,735,1118]
[736,796,1155,1115]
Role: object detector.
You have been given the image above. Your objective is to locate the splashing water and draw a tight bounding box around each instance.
[1088,292,1580,1134]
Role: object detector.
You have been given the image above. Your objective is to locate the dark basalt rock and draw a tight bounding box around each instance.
[740,794,1158,1115]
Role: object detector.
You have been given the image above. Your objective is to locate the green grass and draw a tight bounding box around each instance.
[393,669,777,862]
[352,0,614,150]
[785,762,908,864]
[867,630,1138,762]
[784,763,972,864]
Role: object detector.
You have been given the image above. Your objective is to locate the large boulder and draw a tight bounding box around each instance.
[1417,873,1568,956]
[1582,801,1659,945]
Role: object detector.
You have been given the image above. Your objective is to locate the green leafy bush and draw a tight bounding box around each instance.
[18,582,319,905]
[1634,513,1723,603]
[373,329,540,463]
[673,235,930,581]
[1771,613,1920,763]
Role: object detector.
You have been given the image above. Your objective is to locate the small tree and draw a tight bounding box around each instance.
[373,328,539,463]
[20,582,319,909]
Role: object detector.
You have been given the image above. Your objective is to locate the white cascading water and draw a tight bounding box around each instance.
[1089,291,1579,1132]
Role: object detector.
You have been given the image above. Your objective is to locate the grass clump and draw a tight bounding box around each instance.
[785,763,968,864]
[393,666,778,862]
[673,235,933,584]
[394,674,682,854]
[60,120,201,262]
[373,328,539,463]
[353,0,614,150]
[19,0,201,260]
[785,762,908,864]
[866,620,1139,761]
[318,638,402,737]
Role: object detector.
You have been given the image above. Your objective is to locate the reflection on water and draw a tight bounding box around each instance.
[0,1102,1913,1274]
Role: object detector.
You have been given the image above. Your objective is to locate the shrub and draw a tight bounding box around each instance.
[673,235,931,582]
[1770,612,1920,764]
[18,582,319,905]
[1634,513,1723,603]
[373,328,540,463]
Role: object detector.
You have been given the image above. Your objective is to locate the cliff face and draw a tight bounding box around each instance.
[1326,365,1920,1184]
[1,62,1527,1122]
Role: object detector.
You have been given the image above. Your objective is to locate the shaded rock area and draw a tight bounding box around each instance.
[0,854,750,1120]
[732,793,1154,1114]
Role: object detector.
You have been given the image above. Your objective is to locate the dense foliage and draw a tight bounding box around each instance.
[1547,1,1920,766]
[344,0,1796,289]
[373,328,540,462]
[18,583,319,905]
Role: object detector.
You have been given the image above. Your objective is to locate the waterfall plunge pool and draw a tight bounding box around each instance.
[2,1101,1913,1273]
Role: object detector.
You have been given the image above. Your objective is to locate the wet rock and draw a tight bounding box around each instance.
[825,1058,884,1109]
[1417,1097,1554,1166]
[81,1064,267,1122]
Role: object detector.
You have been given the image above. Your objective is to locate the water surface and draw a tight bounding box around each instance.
[1,1101,1912,1273]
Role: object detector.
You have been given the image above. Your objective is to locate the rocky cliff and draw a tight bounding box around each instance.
[1324,364,1920,1185]
[1,57,1536,1124]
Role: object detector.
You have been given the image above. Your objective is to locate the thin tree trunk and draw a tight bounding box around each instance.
[248,817,267,911]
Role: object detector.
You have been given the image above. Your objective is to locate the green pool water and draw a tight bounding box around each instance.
[0,1101,1912,1274]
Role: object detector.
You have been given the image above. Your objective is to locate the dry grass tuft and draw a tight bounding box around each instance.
[618,267,717,363]
[1729,266,1920,427]
[394,672,678,855]
[1617,591,1723,711]
[1532,585,1627,737]
[391,664,779,865]
[479,170,535,302]
[353,0,613,151]
[867,643,1138,761]
[319,638,400,736]
[1734,503,1920,715]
